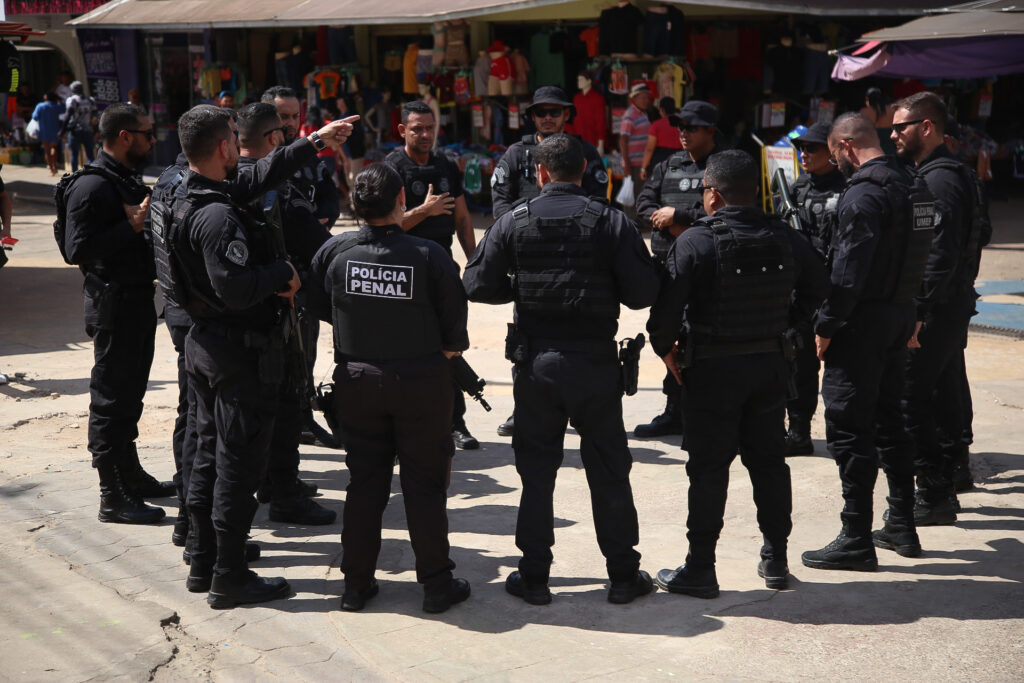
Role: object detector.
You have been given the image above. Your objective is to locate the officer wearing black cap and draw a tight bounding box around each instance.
[465,133,660,606]
[168,105,353,608]
[648,150,828,597]
[307,163,472,615]
[633,99,721,439]
[60,102,170,525]
[385,100,479,450]
[891,92,990,526]
[490,86,612,439]
[802,113,935,572]
[784,121,847,456]
[491,86,610,220]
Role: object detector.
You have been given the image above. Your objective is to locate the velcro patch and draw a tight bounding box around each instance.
[345,260,414,299]
[225,240,249,266]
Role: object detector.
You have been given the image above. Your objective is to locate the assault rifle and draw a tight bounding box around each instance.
[771,168,805,234]
[451,355,492,411]
[262,191,308,395]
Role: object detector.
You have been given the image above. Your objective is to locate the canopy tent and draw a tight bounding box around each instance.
[832,2,1024,80]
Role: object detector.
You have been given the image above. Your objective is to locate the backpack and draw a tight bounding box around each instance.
[53,165,145,265]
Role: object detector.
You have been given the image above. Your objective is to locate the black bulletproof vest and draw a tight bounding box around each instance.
[917,155,991,290]
[793,175,842,257]
[151,184,230,319]
[653,152,706,261]
[325,232,442,360]
[848,164,936,304]
[510,197,619,320]
[390,151,456,246]
[689,216,795,344]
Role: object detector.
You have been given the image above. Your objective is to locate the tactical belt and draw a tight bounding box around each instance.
[528,337,616,356]
[196,321,275,350]
[693,338,781,360]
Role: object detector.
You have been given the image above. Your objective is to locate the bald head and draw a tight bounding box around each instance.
[829,113,880,149]
[828,112,885,177]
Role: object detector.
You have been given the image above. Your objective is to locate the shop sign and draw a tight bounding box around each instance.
[764,145,798,186]
[79,29,119,109]
[472,103,484,128]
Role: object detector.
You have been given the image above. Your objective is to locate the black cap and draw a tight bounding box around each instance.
[794,121,831,146]
[945,115,962,140]
[668,100,718,128]
[526,86,575,118]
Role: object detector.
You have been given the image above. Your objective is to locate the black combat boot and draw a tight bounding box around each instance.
[914,473,958,526]
[268,494,337,525]
[758,541,790,589]
[505,571,552,605]
[172,487,189,547]
[872,511,922,558]
[207,569,291,609]
[422,577,471,614]
[801,525,878,571]
[497,414,515,437]
[97,464,166,524]
[951,448,974,492]
[633,398,683,438]
[452,420,479,450]
[120,444,175,499]
[784,419,814,456]
[655,563,719,598]
[608,570,655,604]
[256,476,317,504]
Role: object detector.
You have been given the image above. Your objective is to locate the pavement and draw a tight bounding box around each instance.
[1,163,1022,681]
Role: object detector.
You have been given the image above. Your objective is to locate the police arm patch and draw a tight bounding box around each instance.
[225,240,249,266]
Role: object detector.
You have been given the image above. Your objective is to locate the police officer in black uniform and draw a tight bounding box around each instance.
[648,150,828,597]
[263,86,339,446]
[307,164,472,614]
[891,92,989,526]
[385,100,479,450]
[784,122,847,455]
[464,134,660,605]
[490,86,611,438]
[802,113,935,572]
[634,100,720,438]
[60,103,170,524]
[234,102,337,526]
[152,109,352,551]
[168,105,352,608]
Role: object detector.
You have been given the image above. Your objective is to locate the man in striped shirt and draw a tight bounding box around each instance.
[619,83,652,222]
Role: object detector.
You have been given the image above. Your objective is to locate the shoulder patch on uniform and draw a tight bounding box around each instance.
[225,240,249,266]
[492,165,507,187]
[594,169,609,185]
[345,260,414,299]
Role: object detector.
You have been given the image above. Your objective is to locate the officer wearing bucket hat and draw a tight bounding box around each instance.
[490,84,611,438]
[634,99,721,439]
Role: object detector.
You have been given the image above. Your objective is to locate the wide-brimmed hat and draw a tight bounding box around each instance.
[668,100,718,128]
[794,121,831,146]
[526,85,575,120]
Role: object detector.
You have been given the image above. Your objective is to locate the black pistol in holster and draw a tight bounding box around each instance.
[772,168,806,234]
[618,333,645,396]
[451,355,492,412]
[310,382,347,448]
[676,327,695,375]
[504,323,528,364]
[261,191,308,395]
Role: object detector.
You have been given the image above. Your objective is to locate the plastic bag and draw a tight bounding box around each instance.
[25,118,39,141]
[616,175,635,207]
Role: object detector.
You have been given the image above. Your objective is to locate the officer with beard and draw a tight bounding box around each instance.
[262,86,339,447]
[61,103,171,524]
[784,122,847,456]
[633,100,720,439]
[385,100,479,450]
[170,105,352,607]
[891,92,989,526]
[802,113,935,572]
[489,86,611,438]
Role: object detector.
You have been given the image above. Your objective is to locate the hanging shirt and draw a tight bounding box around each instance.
[403,44,419,94]
[569,88,608,148]
[579,27,600,58]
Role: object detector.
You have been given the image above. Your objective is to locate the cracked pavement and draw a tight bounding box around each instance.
[1,164,1023,680]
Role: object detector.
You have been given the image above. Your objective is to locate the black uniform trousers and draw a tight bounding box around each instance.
[85,284,157,470]
[333,354,456,595]
[185,326,279,574]
[167,321,198,495]
[903,291,975,498]
[821,302,916,535]
[681,352,793,567]
[511,344,641,583]
[787,323,821,427]
[936,343,973,467]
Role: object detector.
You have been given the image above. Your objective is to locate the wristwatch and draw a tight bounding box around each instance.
[309,131,326,152]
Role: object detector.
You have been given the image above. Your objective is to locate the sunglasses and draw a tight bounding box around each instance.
[678,124,704,133]
[798,143,824,154]
[891,119,926,135]
[532,107,565,119]
[125,128,156,140]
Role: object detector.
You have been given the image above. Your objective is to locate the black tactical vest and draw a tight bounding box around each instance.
[325,232,443,360]
[917,155,991,289]
[653,152,705,261]
[510,198,619,320]
[389,150,456,246]
[690,216,795,344]
[848,164,936,304]
[793,175,842,258]
[150,183,228,319]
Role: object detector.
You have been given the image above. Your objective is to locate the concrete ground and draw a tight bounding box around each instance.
[1,163,1022,681]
